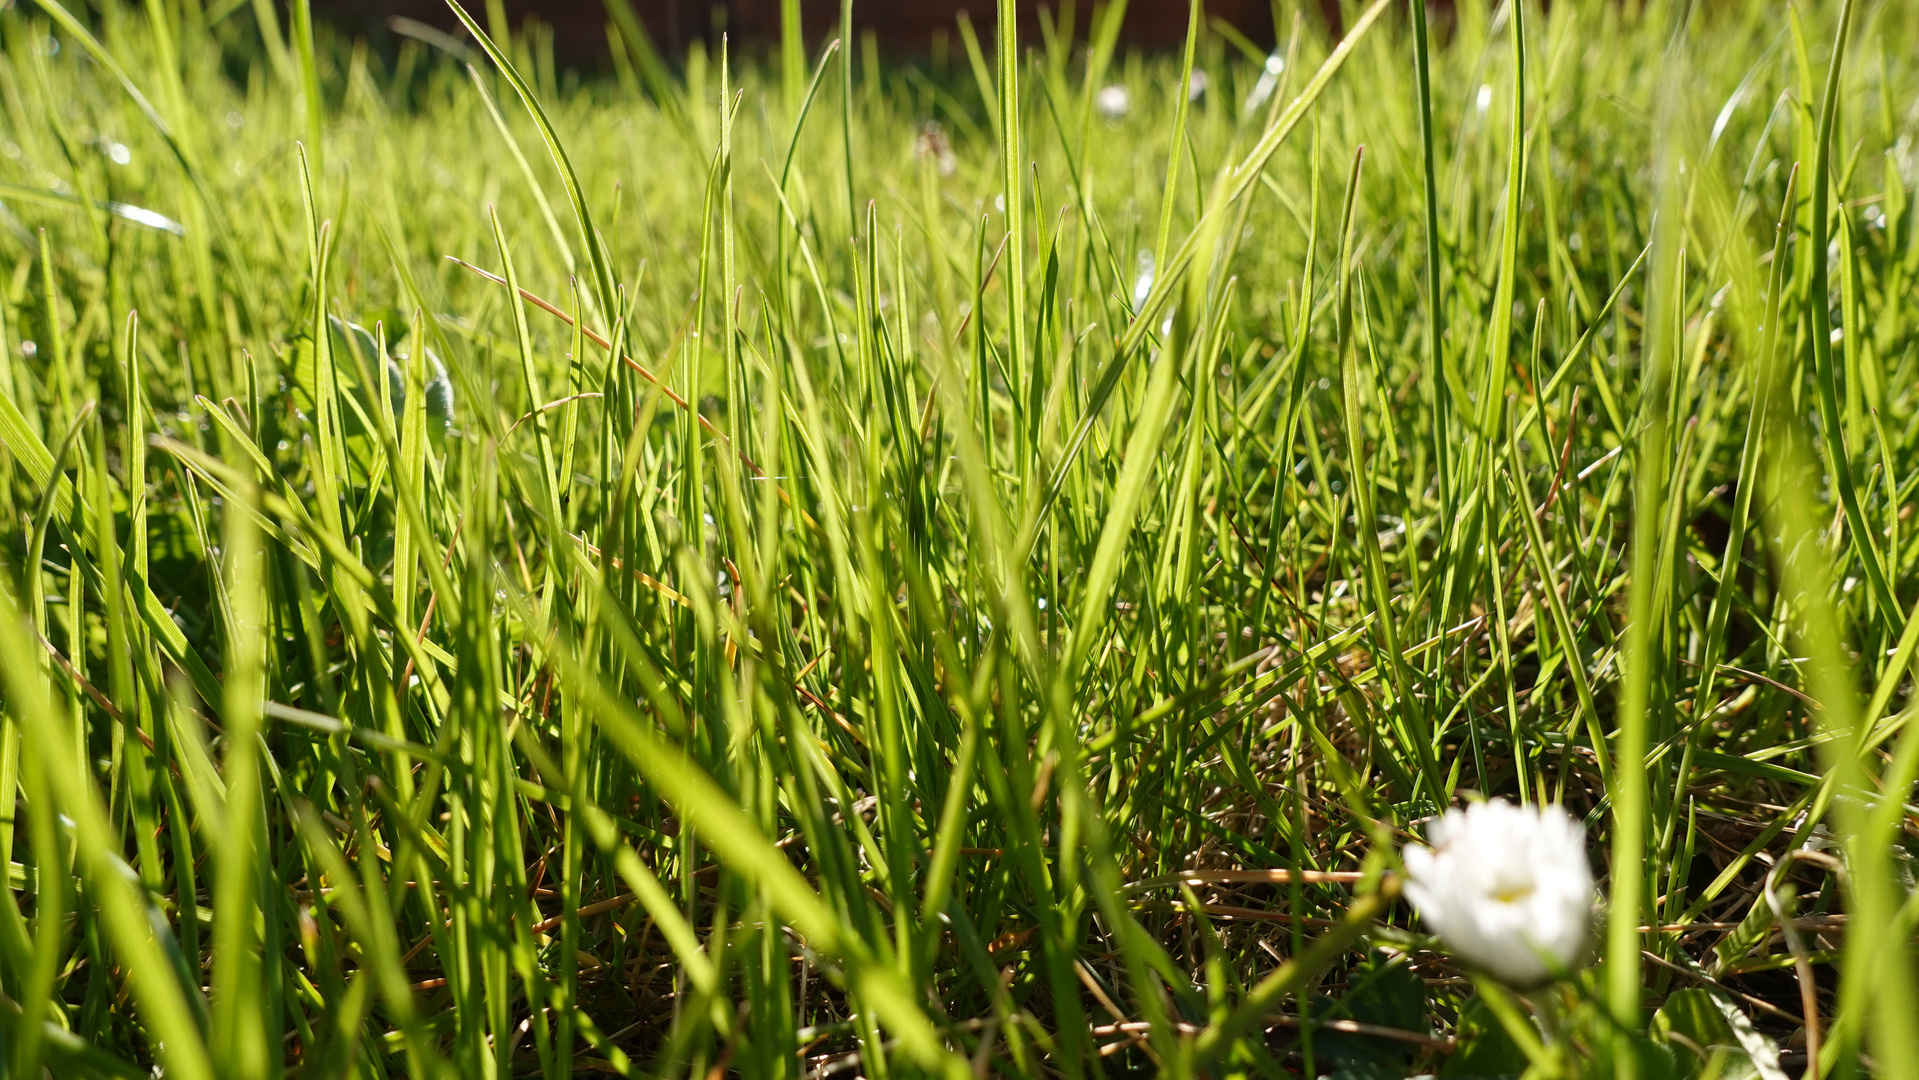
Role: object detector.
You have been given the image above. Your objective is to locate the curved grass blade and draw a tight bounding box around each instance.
[443,0,619,323]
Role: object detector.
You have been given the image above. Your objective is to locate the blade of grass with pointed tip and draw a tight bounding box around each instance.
[445,0,618,323]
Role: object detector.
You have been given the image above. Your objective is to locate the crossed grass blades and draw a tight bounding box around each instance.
[0,0,1915,1075]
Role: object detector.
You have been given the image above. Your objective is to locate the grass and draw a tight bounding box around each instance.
[0,0,1915,1076]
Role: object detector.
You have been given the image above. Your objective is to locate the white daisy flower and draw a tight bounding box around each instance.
[1402,799,1595,988]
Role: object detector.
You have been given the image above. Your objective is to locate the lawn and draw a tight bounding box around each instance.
[0,0,1915,1076]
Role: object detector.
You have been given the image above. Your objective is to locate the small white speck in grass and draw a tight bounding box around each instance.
[1476,84,1494,113]
[106,141,130,165]
[1095,84,1130,120]
[110,202,185,234]
[227,111,245,128]
[19,340,35,358]
[1244,53,1284,114]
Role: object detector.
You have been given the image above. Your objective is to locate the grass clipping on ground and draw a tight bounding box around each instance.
[0,0,1916,1076]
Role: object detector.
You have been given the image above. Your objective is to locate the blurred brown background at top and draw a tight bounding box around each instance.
[315,0,1357,67]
